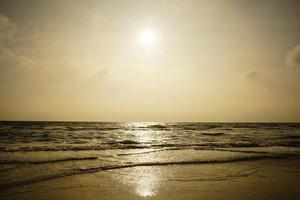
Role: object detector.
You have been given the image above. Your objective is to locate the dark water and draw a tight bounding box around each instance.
[0,121,300,190]
[1,122,300,152]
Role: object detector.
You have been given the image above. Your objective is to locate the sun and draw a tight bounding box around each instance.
[139,29,157,46]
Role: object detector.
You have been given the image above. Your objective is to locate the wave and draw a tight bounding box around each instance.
[117,140,140,145]
[148,124,170,130]
[0,153,299,190]
[167,167,259,182]
[280,135,300,139]
[0,156,98,165]
[68,127,120,131]
[2,141,300,152]
[116,149,171,156]
[0,145,147,152]
[150,142,262,148]
[177,124,221,131]
[201,132,225,136]
[0,166,21,173]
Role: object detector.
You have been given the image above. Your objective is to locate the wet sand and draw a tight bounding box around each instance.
[1,158,300,200]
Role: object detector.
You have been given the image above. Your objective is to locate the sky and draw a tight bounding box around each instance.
[0,0,300,122]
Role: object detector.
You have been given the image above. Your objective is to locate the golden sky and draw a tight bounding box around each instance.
[0,0,300,122]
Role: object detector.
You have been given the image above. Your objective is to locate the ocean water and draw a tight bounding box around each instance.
[0,121,300,190]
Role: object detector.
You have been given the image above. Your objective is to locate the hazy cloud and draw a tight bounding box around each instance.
[0,15,17,64]
[287,44,300,68]
[0,14,82,88]
[244,70,259,80]
[0,15,16,42]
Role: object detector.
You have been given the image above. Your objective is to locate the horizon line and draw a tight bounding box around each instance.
[0,120,299,123]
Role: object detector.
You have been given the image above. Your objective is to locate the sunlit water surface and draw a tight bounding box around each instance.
[0,122,300,197]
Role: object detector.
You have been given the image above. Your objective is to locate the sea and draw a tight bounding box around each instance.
[0,121,300,190]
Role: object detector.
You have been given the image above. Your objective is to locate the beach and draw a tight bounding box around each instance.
[1,158,300,200]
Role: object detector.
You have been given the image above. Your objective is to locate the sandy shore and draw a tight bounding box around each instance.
[1,158,300,200]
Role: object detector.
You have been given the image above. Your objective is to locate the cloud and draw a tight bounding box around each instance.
[0,14,81,88]
[0,15,16,42]
[286,44,300,68]
[244,70,259,80]
[0,15,17,63]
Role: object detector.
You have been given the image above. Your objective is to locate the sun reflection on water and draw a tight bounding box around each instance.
[133,167,158,197]
[120,122,162,198]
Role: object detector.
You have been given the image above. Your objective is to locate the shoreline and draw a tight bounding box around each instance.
[1,158,300,200]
